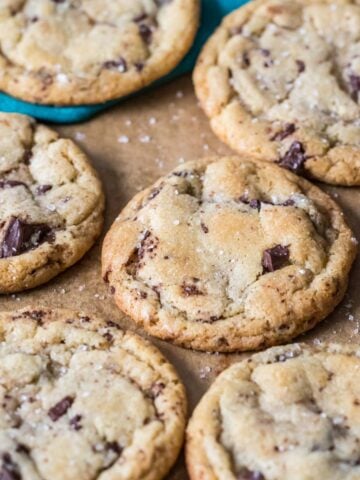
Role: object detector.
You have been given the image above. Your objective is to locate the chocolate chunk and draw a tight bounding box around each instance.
[106,442,123,455]
[150,382,166,398]
[36,185,52,195]
[181,282,204,297]
[134,62,145,72]
[260,48,270,57]
[138,24,153,43]
[242,51,251,67]
[200,222,209,233]
[349,74,360,101]
[296,59,305,73]
[103,58,127,73]
[48,396,74,421]
[147,187,161,201]
[237,468,265,480]
[0,180,27,189]
[103,331,114,343]
[270,123,296,141]
[137,231,159,261]
[239,195,261,211]
[69,414,82,431]
[262,245,290,273]
[1,454,21,480]
[281,198,295,207]
[0,217,54,258]
[15,444,30,455]
[278,141,306,174]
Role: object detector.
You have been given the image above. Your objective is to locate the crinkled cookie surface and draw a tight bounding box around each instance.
[0,0,199,104]
[0,113,104,293]
[187,343,360,480]
[102,156,357,352]
[194,0,360,186]
[0,307,186,480]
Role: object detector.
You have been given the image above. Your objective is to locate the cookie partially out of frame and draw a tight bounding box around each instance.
[186,342,360,480]
[194,0,360,186]
[102,156,357,352]
[0,0,199,105]
[0,113,104,293]
[0,307,187,480]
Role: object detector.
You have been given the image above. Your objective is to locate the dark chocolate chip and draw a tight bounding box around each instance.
[69,414,82,431]
[181,282,203,296]
[262,245,290,273]
[106,442,123,455]
[260,48,271,57]
[110,286,116,294]
[242,51,251,67]
[278,141,306,174]
[147,187,161,201]
[106,320,121,330]
[48,396,74,421]
[0,180,27,189]
[0,217,54,259]
[103,331,114,343]
[134,13,148,22]
[134,62,145,72]
[200,222,209,233]
[1,453,21,480]
[349,74,360,101]
[296,59,305,73]
[150,382,166,398]
[270,123,296,142]
[15,444,29,455]
[138,23,153,43]
[103,58,127,73]
[239,195,261,211]
[237,468,265,480]
[36,185,52,195]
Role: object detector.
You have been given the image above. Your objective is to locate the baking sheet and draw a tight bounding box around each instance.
[1,75,359,479]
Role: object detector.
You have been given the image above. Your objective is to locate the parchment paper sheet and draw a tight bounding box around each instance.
[2,75,359,479]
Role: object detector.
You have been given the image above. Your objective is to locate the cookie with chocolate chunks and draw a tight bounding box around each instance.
[0,307,186,480]
[0,113,104,293]
[0,0,199,105]
[102,156,356,352]
[194,0,360,186]
[186,343,360,480]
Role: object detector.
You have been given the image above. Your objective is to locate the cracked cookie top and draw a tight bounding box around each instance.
[0,307,186,480]
[101,156,357,352]
[187,343,360,480]
[0,113,104,293]
[0,0,199,105]
[194,0,360,186]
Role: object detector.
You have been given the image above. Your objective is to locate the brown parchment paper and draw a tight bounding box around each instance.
[1,75,360,479]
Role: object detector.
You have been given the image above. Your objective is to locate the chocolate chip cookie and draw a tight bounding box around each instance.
[194,0,360,186]
[186,342,360,480]
[0,307,186,480]
[0,113,104,293]
[101,156,357,352]
[0,0,199,105]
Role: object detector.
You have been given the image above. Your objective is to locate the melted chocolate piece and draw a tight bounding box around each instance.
[69,414,82,431]
[237,469,265,480]
[0,180,27,189]
[349,74,360,101]
[262,245,290,273]
[200,222,209,233]
[48,396,74,421]
[138,23,153,43]
[279,141,306,174]
[106,442,123,455]
[181,279,203,296]
[0,454,21,480]
[0,218,54,259]
[296,59,305,73]
[36,185,52,195]
[103,57,127,73]
[270,123,296,142]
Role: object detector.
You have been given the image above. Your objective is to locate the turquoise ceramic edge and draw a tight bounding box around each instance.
[0,0,247,124]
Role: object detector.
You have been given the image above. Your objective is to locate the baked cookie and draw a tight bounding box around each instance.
[186,342,360,480]
[0,0,199,105]
[194,0,360,186]
[0,112,104,293]
[101,156,357,352]
[0,307,186,480]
